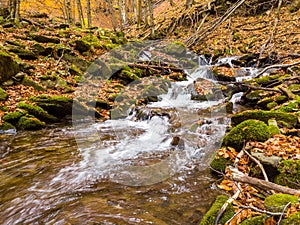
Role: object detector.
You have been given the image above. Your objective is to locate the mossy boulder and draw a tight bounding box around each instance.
[17,102,57,122]
[0,87,8,101]
[231,110,298,128]
[22,76,45,91]
[275,99,300,113]
[0,50,20,82]
[62,52,91,71]
[240,215,266,225]
[283,211,300,225]
[274,160,300,189]
[30,95,73,118]
[17,116,45,130]
[30,34,60,44]
[0,122,16,131]
[264,194,298,213]
[210,156,232,173]
[2,111,25,125]
[222,119,270,151]
[199,195,235,225]
[8,47,37,60]
[75,39,91,53]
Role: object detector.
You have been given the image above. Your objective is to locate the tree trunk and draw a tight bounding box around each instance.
[14,0,19,22]
[147,0,154,37]
[107,0,117,30]
[137,0,142,28]
[169,0,174,6]
[76,0,85,27]
[144,0,148,27]
[133,0,137,23]
[86,0,92,27]
[119,0,127,29]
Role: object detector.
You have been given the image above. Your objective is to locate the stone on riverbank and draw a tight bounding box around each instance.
[222,119,270,151]
[199,195,234,225]
[17,116,45,130]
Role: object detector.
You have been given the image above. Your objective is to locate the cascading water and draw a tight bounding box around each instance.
[0,41,257,224]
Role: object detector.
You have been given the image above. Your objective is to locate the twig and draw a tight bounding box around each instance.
[215,182,242,225]
[277,202,291,225]
[225,208,244,225]
[254,60,300,78]
[239,205,287,216]
[244,150,269,182]
[229,166,300,195]
[56,48,65,66]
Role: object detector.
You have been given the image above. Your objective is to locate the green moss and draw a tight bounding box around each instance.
[252,74,281,85]
[22,76,45,91]
[210,156,232,173]
[231,110,298,128]
[17,116,45,130]
[0,122,16,131]
[0,87,8,101]
[283,211,300,224]
[29,95,73,118]
[17,102,57,122]
[199,195,235,225]
[240,215,266,225]
[267,102,278,109]
[275,95,287,103]
[264,194,298,212]
[222,119,270,151]
[275,99,300,113]
[2,111,25,125]
[268,125,281,135]
[275,160,300,188]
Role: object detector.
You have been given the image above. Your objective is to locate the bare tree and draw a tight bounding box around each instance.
[86,0,92,27]
[137,0,142,28]
[119,0,127,29]
[107,0,117,30]
[76,0,85,27]
[9,0,20,22]
[64,0,72,23]
[147,0,154,37]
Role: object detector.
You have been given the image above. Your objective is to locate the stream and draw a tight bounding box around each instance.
[0,42,258,224]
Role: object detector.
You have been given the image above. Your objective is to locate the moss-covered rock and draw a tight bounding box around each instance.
[274,160,300,189]
[8,47,38,60]
[75,39,91,53]
[239,215,266,225]
[210,156,232,173]
[22,76,45,91]
[17,116,46,130]
[268,119,281,135]
[275,99,300,113]
[222,119,270,151]
[30,34,60,44]
[62,52,91,71]
[283,211,300,225]
[0,121,16,131]
[264,194,298,213]
[2,111,25,125]
[199,195,235,225]
[231,110,298,128]
[0,50,20,82]
[17,102,57,122]
[0,87,8,101]
[29,95,73,118]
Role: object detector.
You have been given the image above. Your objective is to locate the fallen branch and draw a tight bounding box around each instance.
[239,205,287,216]
[229,166,300,195]
[244,150,269,182]
[277,202,291,225]
[215,182,242,225]
[254,60,300,78]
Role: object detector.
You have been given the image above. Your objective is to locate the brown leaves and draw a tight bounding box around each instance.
[248,134,300,160]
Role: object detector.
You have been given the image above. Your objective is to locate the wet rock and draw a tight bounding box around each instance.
[251,152,281,168]
[222,119,270,151]
[199,195,235,225]
[17,115,45,130]
[30,34,60,44]
[190,78,224,101]
[0,50,20,82]
[2,111,25,125]
[17,102,57,122]
[0,87,8,101]
[170,136,185,150]
[86,59,112,78]
[12,72,25,82]
[0,122,15,131]
[212,66,236,82]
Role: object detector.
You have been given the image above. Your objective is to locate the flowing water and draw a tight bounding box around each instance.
[0,53,257,224]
